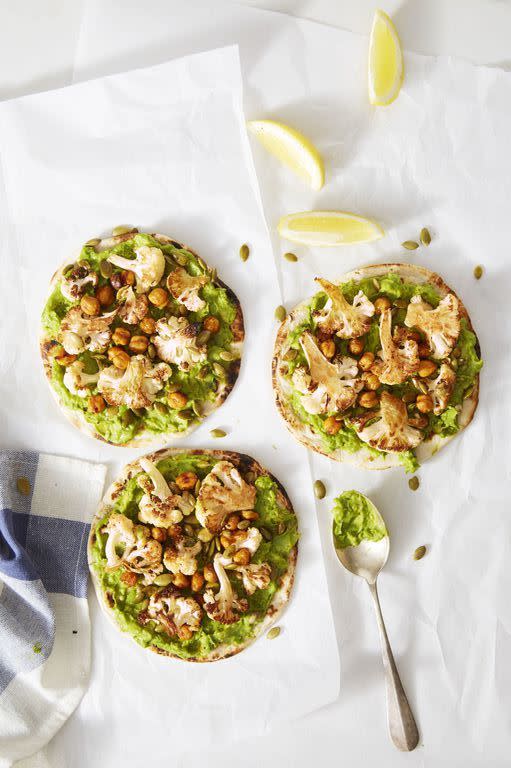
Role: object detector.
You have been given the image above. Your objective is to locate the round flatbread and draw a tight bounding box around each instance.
[40,229,244,447]
[273,263,481,471]
[88,448,298,662]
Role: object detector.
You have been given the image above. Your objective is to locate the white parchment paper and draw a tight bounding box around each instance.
[0,45,339,764]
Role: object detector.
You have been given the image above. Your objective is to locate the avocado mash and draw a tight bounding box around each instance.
[332,490,387,549]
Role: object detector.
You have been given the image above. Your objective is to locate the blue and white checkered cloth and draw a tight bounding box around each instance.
[0,451,106,768]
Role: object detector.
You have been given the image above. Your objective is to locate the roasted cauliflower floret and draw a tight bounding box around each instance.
[60,263,98,302]
[117,286,149,325]
[428,362,456,415]
[196,461,257,533]
[137,457,195,527]
[107,246,165,294]
[371,309,420,385]
[59,307,116,354]
[98,354,170,409]
[314,278,375,338]
[166,267,208,312]
[235,562,272,595]
[145,588,202,640]
[163,539,201,576]
[152,317,207,371]
[104,513,136,568]
[404,294,461,359]
[228,526,263,555]
[291,367,328,415]
[299,332,362,413]
[124,537,164,583]
[63,360,100,397]
[203,554,248,625]
[353,391,423,453]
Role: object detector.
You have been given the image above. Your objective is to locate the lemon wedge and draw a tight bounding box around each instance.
[247,120,324,190]
[368,10,404,106]
[278,211,384,247]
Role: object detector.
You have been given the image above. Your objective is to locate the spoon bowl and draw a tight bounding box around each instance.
[333,495,389,584]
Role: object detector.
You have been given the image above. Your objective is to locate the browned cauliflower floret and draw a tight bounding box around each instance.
[224,527,263,555]
[166,267,208,312]
[371,309,420,385]
[104,513,136,568]
[124,537,164,583]
[59,307,117,354]
[145,587,202,640]
[60,263,98,301]
[428,362,456,415]
[203,554,248,625]
[63,360,100,397]
[404,294,461,359]
[137,457,195,527]
[163,539,201,576]
[107,246,165,293]
[352,391,423,453]
[298,332,362,413]
[314,278,375,338]
[152,317,207,370]
[234,562,272,595]
[196,461,257,534]
[117,286,149,325]
[97,354,170,409]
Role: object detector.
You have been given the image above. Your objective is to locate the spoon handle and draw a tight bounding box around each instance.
[367,580,419,752]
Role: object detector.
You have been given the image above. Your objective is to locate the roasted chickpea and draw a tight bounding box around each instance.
[203,563,217,583]
[121,270,136,286]
[120,570,138,587]
[55,352,77,367]
[225,514,241,530]
[320,339,336,359]
[151,526,167,543]
[112,327,131,346]
[139,316,156,335]
[110,272,123,290]
[416,394,434,413]
[129,335,149,354]
[348,337,365,355]
[219,533,232,549]
[324,415,342,435]
[241,510,259,521]
[362,372,381,391]
[203,315,220,333]
[418,360,437,378]
[167,524,183,540]
[168,390,188,410]
[233,548,251,565]
[191,572,205,592]
[148,287,169,308]
[173,573,191,589]
[358,352,375,371]
[88,394,106,413]
[96,284,115,306]
[409,414,429,429]
[359,391,379,408]
[175,471,198,491]
[107,347,131,369]
[418,343,431,358]
[374,296,391,314]
[80,294,101,316]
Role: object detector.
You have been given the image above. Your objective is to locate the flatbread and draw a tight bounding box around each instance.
[40,231,244,447]
[272,263,480,469]
[88,448,297,662]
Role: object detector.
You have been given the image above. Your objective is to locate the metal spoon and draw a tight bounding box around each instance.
[332,495,419,752]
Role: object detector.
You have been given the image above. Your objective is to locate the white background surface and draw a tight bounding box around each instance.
[2,2,511,767]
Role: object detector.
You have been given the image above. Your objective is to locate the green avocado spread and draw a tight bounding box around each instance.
[41,233,239,444]
[90,454,299,659]
[332,491,387,549]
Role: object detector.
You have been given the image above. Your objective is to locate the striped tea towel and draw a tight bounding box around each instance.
[0,451,106,768]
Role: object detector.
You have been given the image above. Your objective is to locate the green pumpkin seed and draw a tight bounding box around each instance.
[215,536,222,552]
[184,524,195,537]
[260,527,272,542]
[209,267,217,283]
[412,377,428,395]
[372,278,380,290]
[131,408,145,418]
[147,343,156,359]
[393,298,408,308]
[197,256,207,271]
[16,477,31,496]
[174,252,189,266]
[192,402,203,418]
[210,428,227,438]
[277,522,287,535]
[197,528,212,543]
[180,409,194,421]
[473,265,483,280]
[219,350,236,362]
[213,362,226,378]
[239,244,250,262]
[237,520,250,531]
[197,366,209,380]
[245,471,256,483]
[112,225,134,236]
[464,384,475,400]
[313,480,326,499]
[196,330,211,346]
[275,305,287,322]
[283,348,297,361]
[408,476,420,492]
[413,545,427,561]
[420,227,431,246]
[86,237,101,248]
[283,252,298,262]
[120,410,136,426]
[154,402,167,415]
[267,626,281,640]
[99,259,113,278]
[153,573,173,587]
[177,304,189,316]
[195,479,201,496]
[402,240,419,250]
[77,259,90,268]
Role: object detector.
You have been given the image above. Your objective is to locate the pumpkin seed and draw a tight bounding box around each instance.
[120,410,136,426]
[283,348,297,361]
[275,305,287,322]
[131,408,145,418]
[473,265,483,280]
[239,243,250,262]
[192,402,203,418]
[408,476,420,492]
[206,540,216,559]
[413,545,427,561]
[260,527,272,542]
[147,343,156,359]
[209,267,217,283]
[213,363,226,378]
[85,237,101,248]
[99,259,113,278]
[153,573,173,586]
[112,225,134,236]
[178,304,189,316]
[196,330,211,346]
[174,252,189,266]
[394,298,408,308]
[412,377,428,394]
[267,626,281,640]
[451,359,458,370]
[197,366,209,380]
[420,227,431,246]
[210,428,227,438]
[237,520,250,530]
[154,402,167,415]
[402,240,419,250]
[283,252,298,262]
[167,383,180,393]
[195,479,201,496]
[215,536,222,552]
[16,477,31,496]
[464,384,475,400]
[245,471,256,483]
[197,256,207,271]
[219,350,237,362]
[313,480,326,499]
[77,259,90,268]
[184,524,195,537]
[180,409,194,420]
[372,278,380,290]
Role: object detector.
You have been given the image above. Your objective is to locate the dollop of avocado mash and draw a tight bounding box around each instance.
[332,491,387,549]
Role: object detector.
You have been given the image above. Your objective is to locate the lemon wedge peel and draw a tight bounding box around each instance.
[277,211,384,247]
[368,10,404,107]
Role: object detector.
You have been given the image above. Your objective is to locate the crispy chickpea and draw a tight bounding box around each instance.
[107,347,131,370]
[233,548,251,565]
[175,471,198,491]
[167,524,182,540]
[203,315,220,333]
[348,337,365,355]
[96,284,115,306]
[168,390,188,410]
[148,287,169,308]
[320,339,336,359]
[151,526,167,543]
[362,372,381,391]
[80,294,101,316]
[191,572,205,592]
[112,326,131,346]
[418,359,437,378]
[241,510,259,521]
[225,514,241,530]
[374,296,391,314]
[203,564,217,583]
[121,270,136,286]
[120,570,138,587]
[324,415,342,435]
[418,343,431,358]
[220,533,232,549]
[416,394,434,413]
[88,394,106,413]
[358,352,375,371]
[359,391,379,408]
[55,352,77,367]
[129,335,149,354]
[173,573,191,589]
[139,316,156,335]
